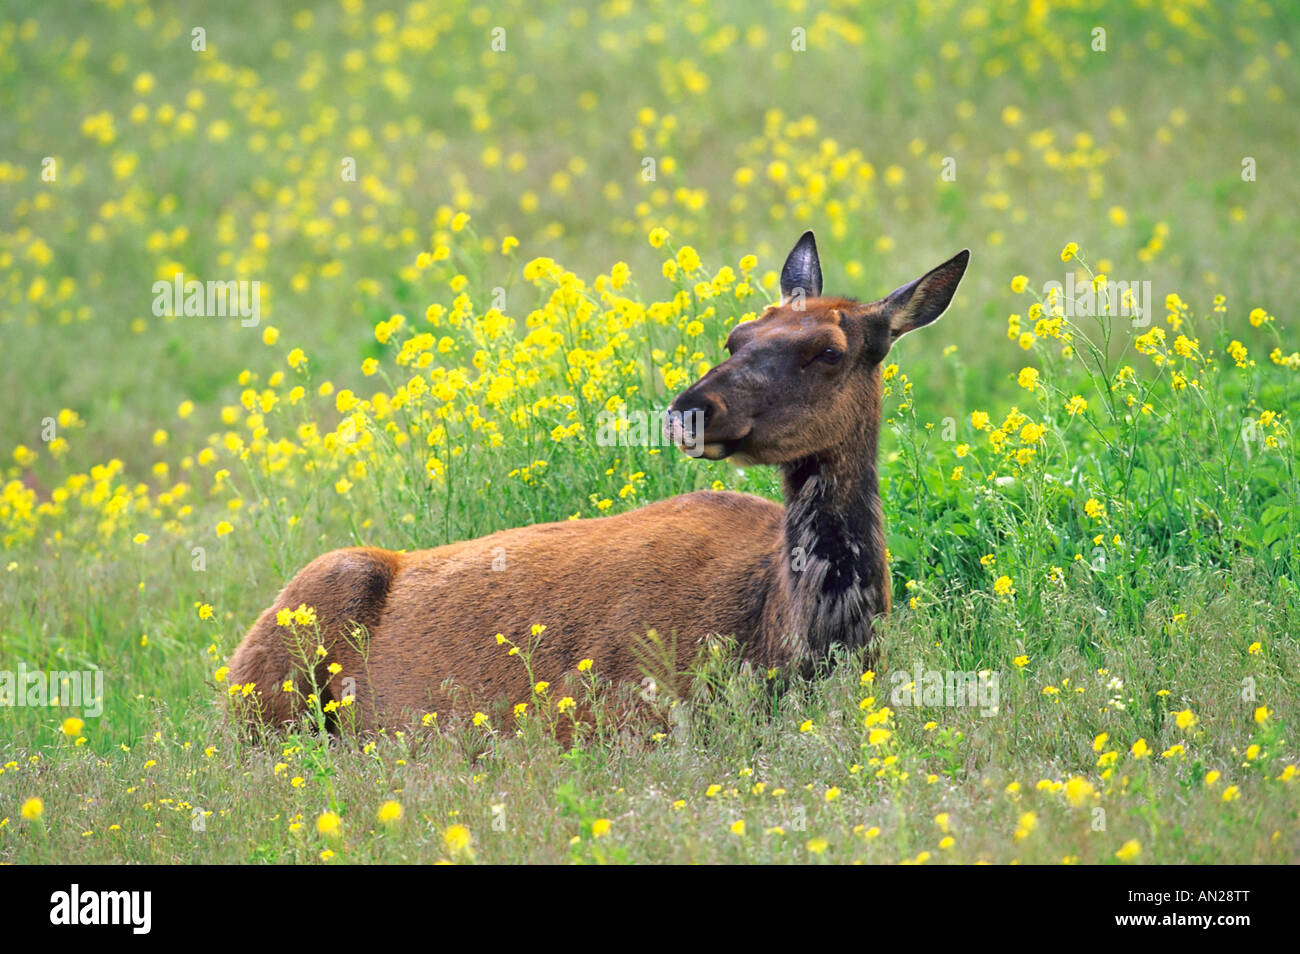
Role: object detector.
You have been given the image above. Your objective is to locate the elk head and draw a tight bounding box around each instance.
[668,232,969,464]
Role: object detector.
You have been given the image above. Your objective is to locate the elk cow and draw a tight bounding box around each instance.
[227,232,969,730]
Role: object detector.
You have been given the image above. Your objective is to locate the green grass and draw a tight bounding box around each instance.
[1,0,1297,863]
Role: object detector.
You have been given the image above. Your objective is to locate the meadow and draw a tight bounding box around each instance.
[1,0,1297,864]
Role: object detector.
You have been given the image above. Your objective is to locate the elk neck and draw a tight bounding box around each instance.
[762,368,889,664]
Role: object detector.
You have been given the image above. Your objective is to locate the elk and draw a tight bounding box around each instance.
[227,232,969,731]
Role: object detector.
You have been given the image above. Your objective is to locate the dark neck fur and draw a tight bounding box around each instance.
[762,385,890,665]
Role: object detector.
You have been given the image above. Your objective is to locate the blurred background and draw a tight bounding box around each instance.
[4,0,1297,463]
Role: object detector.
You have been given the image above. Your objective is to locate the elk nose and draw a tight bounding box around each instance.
[666,391,721,444]
[671,392,721,430]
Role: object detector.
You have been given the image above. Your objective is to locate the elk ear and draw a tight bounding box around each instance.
[780,230,822,305]
[884,249,970,338]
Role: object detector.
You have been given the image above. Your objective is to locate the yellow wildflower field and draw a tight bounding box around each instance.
[0,0,1296,867]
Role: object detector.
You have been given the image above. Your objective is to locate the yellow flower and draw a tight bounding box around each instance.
[443,823,473,856]
[377,800,403,825]
[993,575,1014,596]
[61,717,84,738]
[1017,367,1039,390]
[676,246,702,273]
[806,837,829,854]
[1254,706,1270,724]
[648,227,669,249]
[1130,738,1150,759]
[1010,275,1028,294]
[1064,776,1096,807]
[577,658,593,672]
[591,818,611,838]
[21,797,43,821]
[1115,839,1141,862]
[1013,811,1038,841]
[1012,655,1029,669]
[316,811,341,837]
[1174,709,1197,731]
[1221,785,1241,802]
[730,819,746,836]
[1061,242,1078,262]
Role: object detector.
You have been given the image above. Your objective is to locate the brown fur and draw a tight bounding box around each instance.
[227,233,969,732]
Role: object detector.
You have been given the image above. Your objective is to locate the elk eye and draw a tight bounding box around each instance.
[816,348,844,365]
